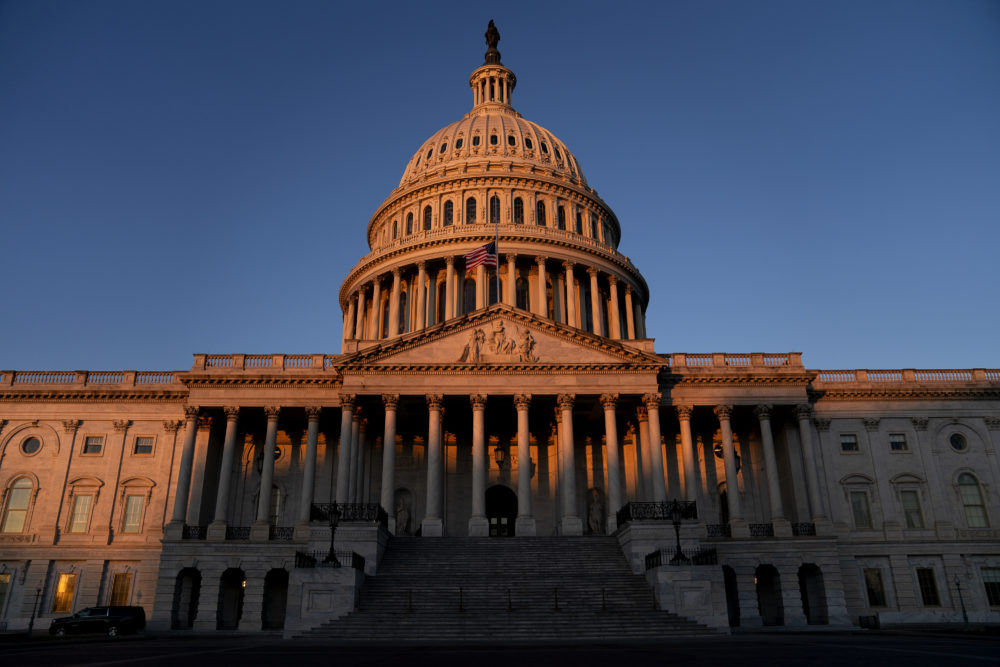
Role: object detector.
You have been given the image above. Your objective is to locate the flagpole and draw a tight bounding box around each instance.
[494,212,500,305]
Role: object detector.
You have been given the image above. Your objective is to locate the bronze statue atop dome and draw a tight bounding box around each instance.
[484,20,501,64]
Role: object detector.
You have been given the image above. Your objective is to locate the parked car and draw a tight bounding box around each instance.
[49,606,146,637]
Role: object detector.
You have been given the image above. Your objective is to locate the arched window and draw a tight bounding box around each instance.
[472,135,481,147]
[536,201,546,226]
[575,211,583,234]
[557,206,566,230]
[1,477,32,533]
[525,137,533,150]
[590,214,598,238]
[406,213,413,235]
[440,142,447,153]
[545,279,555,320]
[398,288,409,333]
[507,135,516,147]
[466,198,476,224]
[513,198,524,224]
[392,221,398,239]
[462,277,476,314]
[443,201,453,226]
[455,137,464,149]
[490,134,498,145]
[958,473,989,528]
[423,206,432,231]
[515,277,529,310]
[489,195,500,224]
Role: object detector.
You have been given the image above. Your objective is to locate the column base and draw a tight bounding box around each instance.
[812,517,834,537]
[207,520,227,542]
[163,521,184,541]
[516,517,537,536]
[772,517,792,538]
[421,517,443,537]
[559,515,583,536]
[293,520,312,542]
[250,521,271,543]
[468,516,489,537]
[729,518,750,539]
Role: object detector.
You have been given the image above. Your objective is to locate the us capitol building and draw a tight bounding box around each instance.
[1,24,998,637]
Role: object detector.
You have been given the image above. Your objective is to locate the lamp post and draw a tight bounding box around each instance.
[954,575,969,626]
[323,503,342,565]
[668,499,689,564]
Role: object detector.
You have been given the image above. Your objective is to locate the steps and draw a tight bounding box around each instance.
[296,536,717,640]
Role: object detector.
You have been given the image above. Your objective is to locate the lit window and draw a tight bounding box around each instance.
[466,198,476,224]
[513,197,523,224]
[21,437,41,455]
[958,473,989,528]
[122,496,144,533]
[489,195,500,224]
[109,572,132,606]
[950,433,967,451]
[916,568,940,606]
[900,490,923,529]
[850,491,872,529]
[52,573,77,613]
[863,568,886,607]
[443,201,453,226]
[68,495,93,533]
[83,436,104,455]
[983,568,1000,606]
[1,478,32,533]
[840,434,859,452]
[889,433,907,451]
[133,436,154,455]
[535,201,546,226]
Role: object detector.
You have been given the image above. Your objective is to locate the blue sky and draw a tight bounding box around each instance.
[1,0,998,372]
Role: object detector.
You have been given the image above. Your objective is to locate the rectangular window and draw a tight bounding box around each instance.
[916,568,940,606]
[109,572,132,606]
[983,568,1000,606]
[889,433,908,451]
[840,434,859,452]
[133,436,154,455]
[864,568,887,607]
[901,490,924,529]
[82,436,104,455]
[52,573,77,613]
[122,496,144,533]
[68,495,93,533]
[850,491,872,529]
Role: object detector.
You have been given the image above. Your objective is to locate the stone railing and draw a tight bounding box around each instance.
[2,370,180,388]
[311,503,388,528]
[666,353,804,370]
[645,548,718,569]
[295,550,366,571]
[194,354,339,372]
[615,500,697,525]
[815,369,1000,385]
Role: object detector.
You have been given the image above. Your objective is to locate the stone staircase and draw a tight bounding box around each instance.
[296,536,717,640]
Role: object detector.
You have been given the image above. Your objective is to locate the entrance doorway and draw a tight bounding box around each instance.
[485,485,517,536]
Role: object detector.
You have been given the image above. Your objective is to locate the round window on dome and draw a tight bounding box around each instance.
[21,437,41,455]
[456,137,464,149]
[507,135,515,147]
[950,433,967,452]
[440,142,447,153]
[525,138,533,150]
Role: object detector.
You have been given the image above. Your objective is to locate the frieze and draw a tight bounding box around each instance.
[458,321,538,363]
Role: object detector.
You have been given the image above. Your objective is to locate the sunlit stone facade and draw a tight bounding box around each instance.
[0,28,998,635]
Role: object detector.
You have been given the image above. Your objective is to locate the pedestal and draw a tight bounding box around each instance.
[517,517,537,536]
[421,517,443,537]
[468,516,489,537]
[207,520,227,542]
[559,516,583,536]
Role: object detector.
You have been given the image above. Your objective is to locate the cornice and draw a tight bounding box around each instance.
[0,389,188,403]
[181,375,342,389]
[340,362,661,375]
[810,387,1000,402]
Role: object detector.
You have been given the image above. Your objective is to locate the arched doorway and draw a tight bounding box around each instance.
[171,568,200,629]
[798,564,828,625]
[262,569,288,630]
[485,485,517,536]
[217,568,245,630]
[722,565,740,627]
[755,564,783,626]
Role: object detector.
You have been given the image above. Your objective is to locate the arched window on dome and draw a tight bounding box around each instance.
[398,287,409,334]
[466,198,476,225]
[554,146,562,161]
[590,213,598,239]
[958,473,989,528]
[513,198,524,224]
[489,195,500,224]
[490,134,498,146]
[440,142,447,154]
[536,201,546,226]
[380,298,390,339]
[392,221,398,239]
[515,277,529,311]
[575,211,583,234]
[525,137,533,150]
[540,142,549,154]
[507,135,516,147]
[545,278,556,320]
[423,206,432,231]
[443,201,453,227]
[406,213,413,236]
[462,277,476,315]
[472,135,481,147]
[557,206,566,231]
[581,280,593,332]
[455,137,464,149]
[426,148,433,160]
[599,286,610,337]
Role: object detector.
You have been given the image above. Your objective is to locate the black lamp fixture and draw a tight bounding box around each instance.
[323,503,342,565]
[494,446,507,469]
[668,499,689,564]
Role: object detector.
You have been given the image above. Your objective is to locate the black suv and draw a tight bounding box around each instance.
[49,606,146,637]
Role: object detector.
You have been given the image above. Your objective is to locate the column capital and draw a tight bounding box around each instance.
[197,417,213,430]
[795,404,813,421]
[162,420,183,434]
[470,393,487,410]
[339,393,356,410]
[535,255,548,266]
[392,267,401,278]
[642,393,662,410]
[754,404,773,421]
[446,256,455,267]
[513,393,531,410]
[112,419,130,432]
[305,406,322,420]
[600,393,618,410]
[62,419,82,434]
[382,394,399,410]
[416,260,426,271]
[607,274,618,286]
[224,406,240,420]
[184,406,200,420]
[504,253,517,263]
[814,417,831,432]
[587,266,599,277]
[713,405,733,420]
[353,405,363,419]
[625,284,633,295]
[636,405,648,422]
[426,394,444,410]
[557,393,575,410]
[675,404,693,420]
[264,406,281,420]
[562,260,574,271]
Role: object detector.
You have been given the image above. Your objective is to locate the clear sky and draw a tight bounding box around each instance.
[1,0,998,372]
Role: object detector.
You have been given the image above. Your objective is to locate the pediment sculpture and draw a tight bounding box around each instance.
[458,320,538,363]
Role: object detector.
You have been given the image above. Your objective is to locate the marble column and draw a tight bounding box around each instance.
[334,395,355,504]
[535,256,548,317]
[601,393,622,533]
[207,407,240,540]
[624,285,635,339]
[588,268,603,336]
[796,404,826,522]
[348,408,361,502]
[755,404,789,535]
[636,405,651,501]
[644,394,666,502]
[298,407,321,526]
[714,405,747,537]
[514,394,535,535]
[388,268,402,336]
[422,394,444,536]
[415,262,427,332]
[505,254,516,306]
[368,278,382,339]
[563,261,577,328]
[607,276,621,340]
[355,289,366,341]
[445,257,456,320]
[380,394,399,532]
[169,407,200,528]
[469,394,489,535]
[253,407,280,538]
[557,394,582,535]
[677,405,697,502]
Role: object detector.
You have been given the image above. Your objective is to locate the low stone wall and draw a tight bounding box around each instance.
[283,566,364,638]
[646,565,729,630]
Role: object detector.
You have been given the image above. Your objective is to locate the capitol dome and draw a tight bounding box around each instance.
[340,24,650,350]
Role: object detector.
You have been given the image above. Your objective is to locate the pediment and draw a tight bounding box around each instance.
[341,305,664,371]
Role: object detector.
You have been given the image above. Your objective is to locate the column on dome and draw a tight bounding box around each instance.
[677,405,697,502]
[415,262,427,331]
[795,405,826,523]
[755,404,791,536]
[355,289,367,340]
[475,264,485,310]
[335,395,355,504]
[388,268,402,337]
[714,405,747,537]
[445,257,456,320]
[380,394,399,532]
[469,394,489,536]
[644,394,666,502]
[608,276,621,340]
[251,406,280,540]
[514,394,535,535]
[207,407,240,540]
[505,254,516,306]
[557,394,582,535]
[534,256,548,317]
[422,394,444,536]
[563,261,577,328]
[601,394,622,533]
[588,268,603,337]
[624,285,635,339]
[368,277,382,339]
[344,298,356,342]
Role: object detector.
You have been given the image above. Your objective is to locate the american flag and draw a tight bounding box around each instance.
[464,241,497,270]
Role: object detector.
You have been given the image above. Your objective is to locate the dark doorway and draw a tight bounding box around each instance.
[798,563,828,625]
[722,565,740,627]
[755,564,784,626]
[262,569,288,630]
[486,485,517,536]
[217,568,246,630]
[171,568,200,629]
